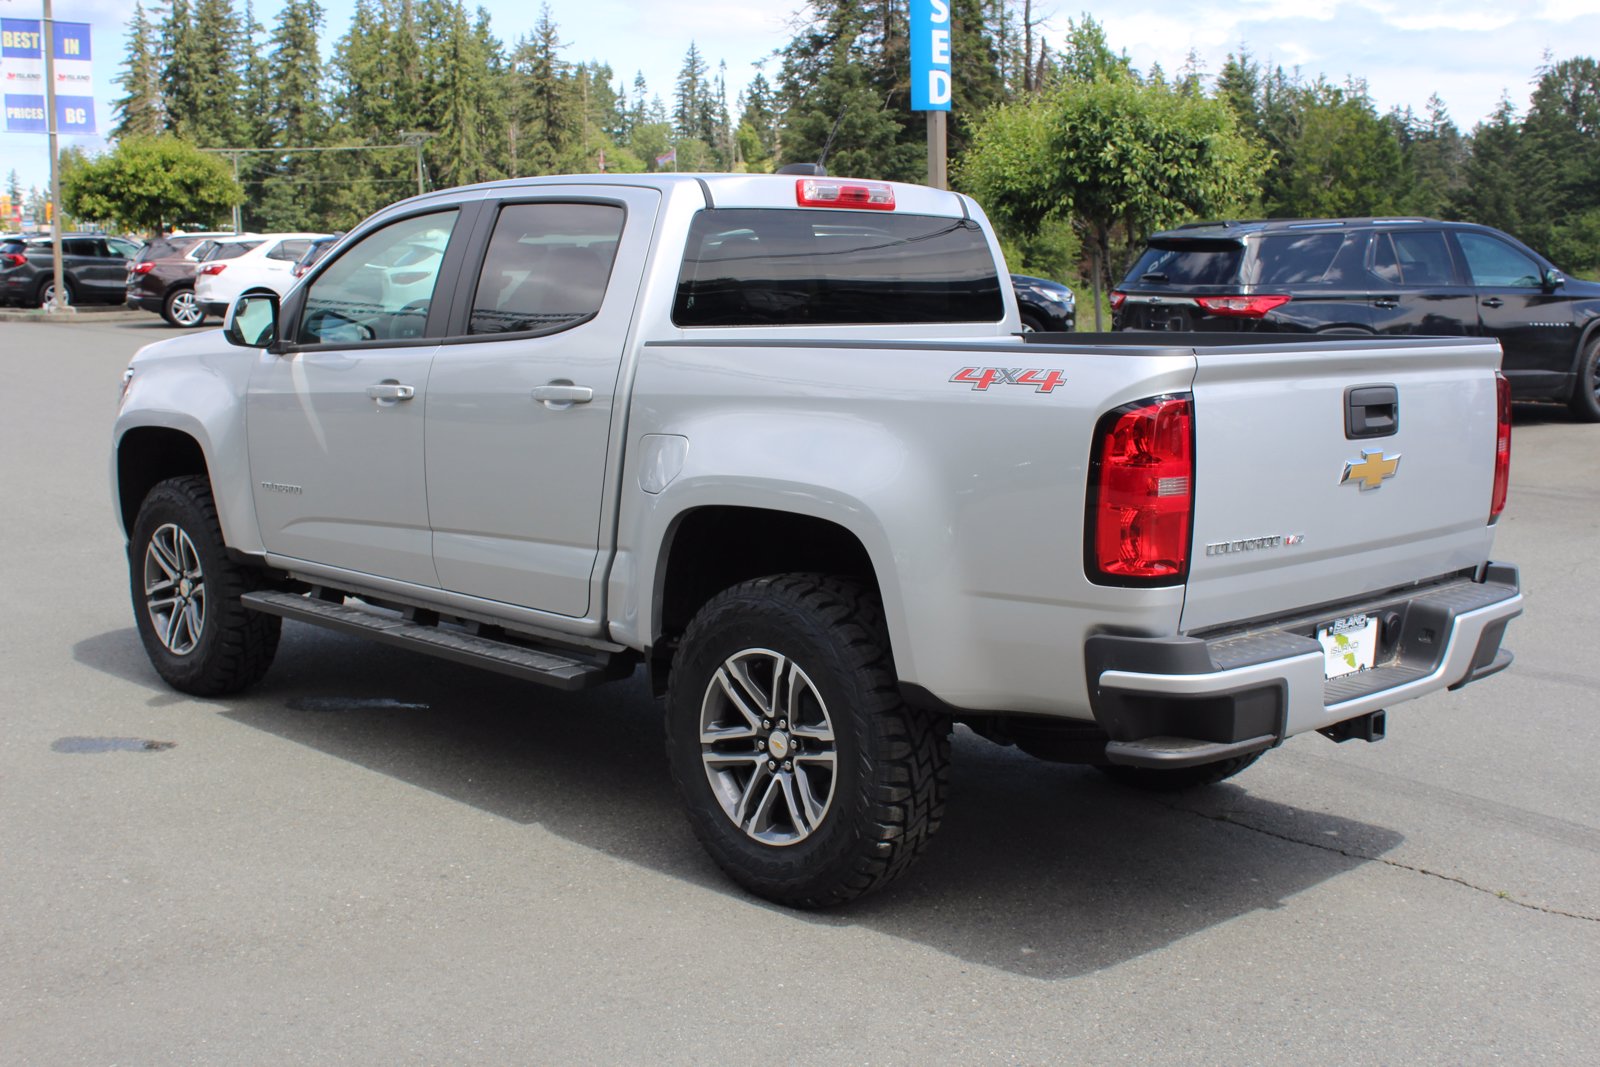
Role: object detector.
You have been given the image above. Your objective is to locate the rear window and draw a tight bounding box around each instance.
[1124,240,1244,286]
[673,208,1004,327]
[200,241,263,262]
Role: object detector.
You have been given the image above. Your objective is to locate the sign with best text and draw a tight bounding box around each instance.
[1,19,95,134]
[910,0,952,112]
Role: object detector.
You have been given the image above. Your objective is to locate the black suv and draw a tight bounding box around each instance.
[1113,218,1600,420]
[1,232,142,308]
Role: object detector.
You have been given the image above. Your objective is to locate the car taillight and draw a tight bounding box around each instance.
[1109,291,1127,311]
[200,263,226,275]
[132,261,155,275]
[1087,395,1195,583]
[1490,371,1511,523]
[3,253,25,267]
[795,178,895,210]
[1194,294,1292,318]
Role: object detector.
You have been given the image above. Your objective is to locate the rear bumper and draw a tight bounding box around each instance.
[1086,563,1522,769]
[198,300,230,318]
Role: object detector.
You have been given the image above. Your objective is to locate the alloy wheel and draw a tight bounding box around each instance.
[699,648,838,845]
[142,522,207,655]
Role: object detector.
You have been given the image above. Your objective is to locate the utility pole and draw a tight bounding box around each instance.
[398,132,434,197]
[42,0,72,313]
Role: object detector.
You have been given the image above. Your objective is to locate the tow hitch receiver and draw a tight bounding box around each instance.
[1319,710,1386,744]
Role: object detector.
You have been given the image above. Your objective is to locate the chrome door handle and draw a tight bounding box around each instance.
[1481,297,1504,308]
[366,382,415,401]
[531,384,594,405]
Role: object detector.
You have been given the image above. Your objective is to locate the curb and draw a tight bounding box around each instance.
[0,307,155,324]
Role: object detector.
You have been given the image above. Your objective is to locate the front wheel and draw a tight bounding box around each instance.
[129,476,281,696]
[665,574,950,908]
[1568,337,1600,422]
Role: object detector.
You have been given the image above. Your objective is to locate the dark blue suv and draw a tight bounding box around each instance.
[1113,218,1600,421]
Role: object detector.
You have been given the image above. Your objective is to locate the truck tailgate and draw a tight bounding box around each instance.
[1180,338,1504,634]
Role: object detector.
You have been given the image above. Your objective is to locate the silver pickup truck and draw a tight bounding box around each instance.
[113,173,1522,906]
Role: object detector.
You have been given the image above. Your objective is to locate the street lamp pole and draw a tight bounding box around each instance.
[42,0,71,312]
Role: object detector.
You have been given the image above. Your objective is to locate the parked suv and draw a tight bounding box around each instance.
[1112,218,1600,420]
[1011,273,1075,331]
[194,232,330,319]
[1,232,141,307]
[126,232,244,327]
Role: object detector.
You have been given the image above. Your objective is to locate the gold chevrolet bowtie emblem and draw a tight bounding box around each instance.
[1341,449,1401,490]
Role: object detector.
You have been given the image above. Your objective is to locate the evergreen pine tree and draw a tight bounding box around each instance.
[112,1,165,139]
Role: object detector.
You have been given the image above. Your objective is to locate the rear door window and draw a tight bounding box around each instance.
[468,203,624,335]
[1371,231,1456,286]
[673,208,1003,326]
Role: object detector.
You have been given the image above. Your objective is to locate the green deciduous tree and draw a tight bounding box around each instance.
[959,76,1266,326]
[62,136,242,237]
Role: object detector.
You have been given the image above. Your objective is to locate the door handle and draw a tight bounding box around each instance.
[1481,297,1504,308]
[1373,298,1399,309]
[531,384,594,406]
[366,382,415,401]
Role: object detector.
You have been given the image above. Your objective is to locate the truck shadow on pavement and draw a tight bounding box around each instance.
[75,622,1402,980]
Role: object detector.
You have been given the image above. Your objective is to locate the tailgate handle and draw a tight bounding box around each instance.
[1346,384,1399,439]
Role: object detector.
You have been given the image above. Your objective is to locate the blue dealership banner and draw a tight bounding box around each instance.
[4,93,47,133]
[910,0,952,111]
[1,19,95,132]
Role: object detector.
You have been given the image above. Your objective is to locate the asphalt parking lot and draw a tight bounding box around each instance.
[3,314,1598,1063]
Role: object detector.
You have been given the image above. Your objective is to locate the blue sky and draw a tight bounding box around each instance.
[4,0,1599,195]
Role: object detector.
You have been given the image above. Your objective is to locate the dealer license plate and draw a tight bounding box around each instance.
[1317,613,1378,679]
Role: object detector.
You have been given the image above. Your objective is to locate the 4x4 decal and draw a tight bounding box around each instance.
[950,367,1068,393]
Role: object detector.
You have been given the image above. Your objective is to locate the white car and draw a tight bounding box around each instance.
[194,232,331,318]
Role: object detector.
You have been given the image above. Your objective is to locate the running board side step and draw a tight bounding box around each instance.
[242,590,632,691]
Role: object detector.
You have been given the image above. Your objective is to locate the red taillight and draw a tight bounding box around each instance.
[1194,294,1292,318]
[1109,291,1127,311]
[795,177,895,210]
[200,263,226,275]
[1491,371,1511,522]
[3,253,25,267]
[1088,395,1195,582]
[132,261,155,275]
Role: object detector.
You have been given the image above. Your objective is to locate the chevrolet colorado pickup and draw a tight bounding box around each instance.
[112,173,1522,907]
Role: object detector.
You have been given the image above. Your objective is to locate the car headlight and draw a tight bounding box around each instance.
[1028,285,1073,308]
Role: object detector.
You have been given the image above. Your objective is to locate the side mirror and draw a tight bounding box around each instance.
[1544,268,1565,291]
[224,292,280,349]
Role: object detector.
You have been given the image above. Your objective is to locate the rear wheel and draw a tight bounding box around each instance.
[1568,337,1600,422]
[162,286,206,327]
[665,574,950,907]
[1097,751,1263,792]
[37,277,72,308]
[130,476,281,696]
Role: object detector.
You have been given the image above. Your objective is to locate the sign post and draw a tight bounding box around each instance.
[911,0,952,189]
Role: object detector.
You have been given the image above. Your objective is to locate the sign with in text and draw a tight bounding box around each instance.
[1,19,95,133]
[910,0,952,111]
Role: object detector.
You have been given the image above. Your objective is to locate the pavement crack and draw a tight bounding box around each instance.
[1169,802,1600,924]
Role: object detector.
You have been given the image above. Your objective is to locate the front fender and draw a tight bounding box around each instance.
[112,334,264,554]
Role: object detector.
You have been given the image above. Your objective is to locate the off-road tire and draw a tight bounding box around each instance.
[665,574,950,908]
[162,286,206,328]
[129,476,281,696]
[1568,336,1600,422]
[1097,750,1264,792]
